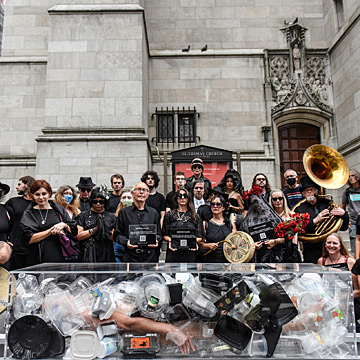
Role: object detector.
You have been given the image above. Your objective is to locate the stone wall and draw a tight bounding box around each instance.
[331,16,360,170]
[149,56,266,153]
[1,0,144,57]
[0,59,46,156]
[145,0,326,51]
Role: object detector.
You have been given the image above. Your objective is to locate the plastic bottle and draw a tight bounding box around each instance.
[15,274,40,295]
[97,337,119,358]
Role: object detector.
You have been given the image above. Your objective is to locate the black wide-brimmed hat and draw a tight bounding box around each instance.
[208,186,229,202]
[300,175,320,191]
[76,177,95,188]
[0,182,10,195]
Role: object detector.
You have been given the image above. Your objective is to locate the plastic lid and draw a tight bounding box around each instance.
[70,330,99,359]
[8,315,52,359]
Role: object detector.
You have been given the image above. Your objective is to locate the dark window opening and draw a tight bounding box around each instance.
[157,113,175,143]
[152,107,200,145]
[178,113,196,143]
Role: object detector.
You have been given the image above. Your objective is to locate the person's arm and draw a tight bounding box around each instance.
[114,210,130,246]
[229,193,244,213]
[86,310,195,355]
[76,225,98,241]
[160,210,165,228]
[29,221,70,244]
[29,228,53,244]
[316,257,323,265]
[264,238,285,249]
[354,274,360,299]
[231,220,237,232]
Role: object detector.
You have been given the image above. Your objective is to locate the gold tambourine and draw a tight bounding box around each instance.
[223,231,255,263]
[0,267,15,315]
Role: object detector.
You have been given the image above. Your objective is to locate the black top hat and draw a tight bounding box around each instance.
[300,175,320,190]
[191,157,204,170]
[0,182,10,195]
[76,177,95,188]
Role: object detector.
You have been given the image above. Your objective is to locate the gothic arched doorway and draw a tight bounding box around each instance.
[279,123,320,188]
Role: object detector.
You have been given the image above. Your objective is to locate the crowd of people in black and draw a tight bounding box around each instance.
[0,157,359,272]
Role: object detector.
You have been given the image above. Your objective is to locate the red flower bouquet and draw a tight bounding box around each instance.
[275,213,310,240]
[242,185,263,202]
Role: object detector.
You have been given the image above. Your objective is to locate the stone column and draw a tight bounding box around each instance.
[36,4,149,187]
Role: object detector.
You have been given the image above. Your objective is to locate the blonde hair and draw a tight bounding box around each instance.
[322,233,353,259]
[115,189,132,216]
[54,185,80,216]
[269,189,291,218]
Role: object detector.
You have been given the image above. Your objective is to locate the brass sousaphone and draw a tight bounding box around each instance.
[292,144,349,242]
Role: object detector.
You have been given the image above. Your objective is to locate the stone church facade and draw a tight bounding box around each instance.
[0,0,358,197]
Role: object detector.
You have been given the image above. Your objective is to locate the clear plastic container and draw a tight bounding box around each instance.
[182,282,219,318]
[15,273,40,295]
[136,274,169,319]
[44,291,85,336]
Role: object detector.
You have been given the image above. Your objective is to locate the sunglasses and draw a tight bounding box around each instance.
[92,199,105,204]
[177,193,188,199]
[194,187,204,190]
[272,197,284,202]
[211,202,223,208]
[193,165,202,169]
[256,178,266,182]
[80,188,92,193]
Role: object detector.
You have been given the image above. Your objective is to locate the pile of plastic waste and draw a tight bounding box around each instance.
[5,269,356,359]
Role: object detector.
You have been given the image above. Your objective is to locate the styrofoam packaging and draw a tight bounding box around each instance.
[70,330,99,360]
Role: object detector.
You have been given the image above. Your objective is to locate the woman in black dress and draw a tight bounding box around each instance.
[20,180,77,266]
[163,188,203,263]
[76,187,117,262]
[199,195,236,263]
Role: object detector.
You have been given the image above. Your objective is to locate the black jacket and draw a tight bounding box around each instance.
[20,201,77,242]
[294,197,349,234]
[185,175,212,192]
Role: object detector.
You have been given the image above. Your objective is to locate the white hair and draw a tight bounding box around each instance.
[284,169,297,178]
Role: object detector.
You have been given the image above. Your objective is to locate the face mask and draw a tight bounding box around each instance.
[63,194,73,204]
[287,178,296,186]
[121,198,133,208]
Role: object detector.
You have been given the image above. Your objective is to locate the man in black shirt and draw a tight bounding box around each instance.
[77,177,95,212]
[185,158,212,192]
[165,171,186,212]
[294,176,349,263]
[107,173,124,213]
[114,182,161,262]
[282,169,303,209]
[141,171,166,227]
[5,175,35,270]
